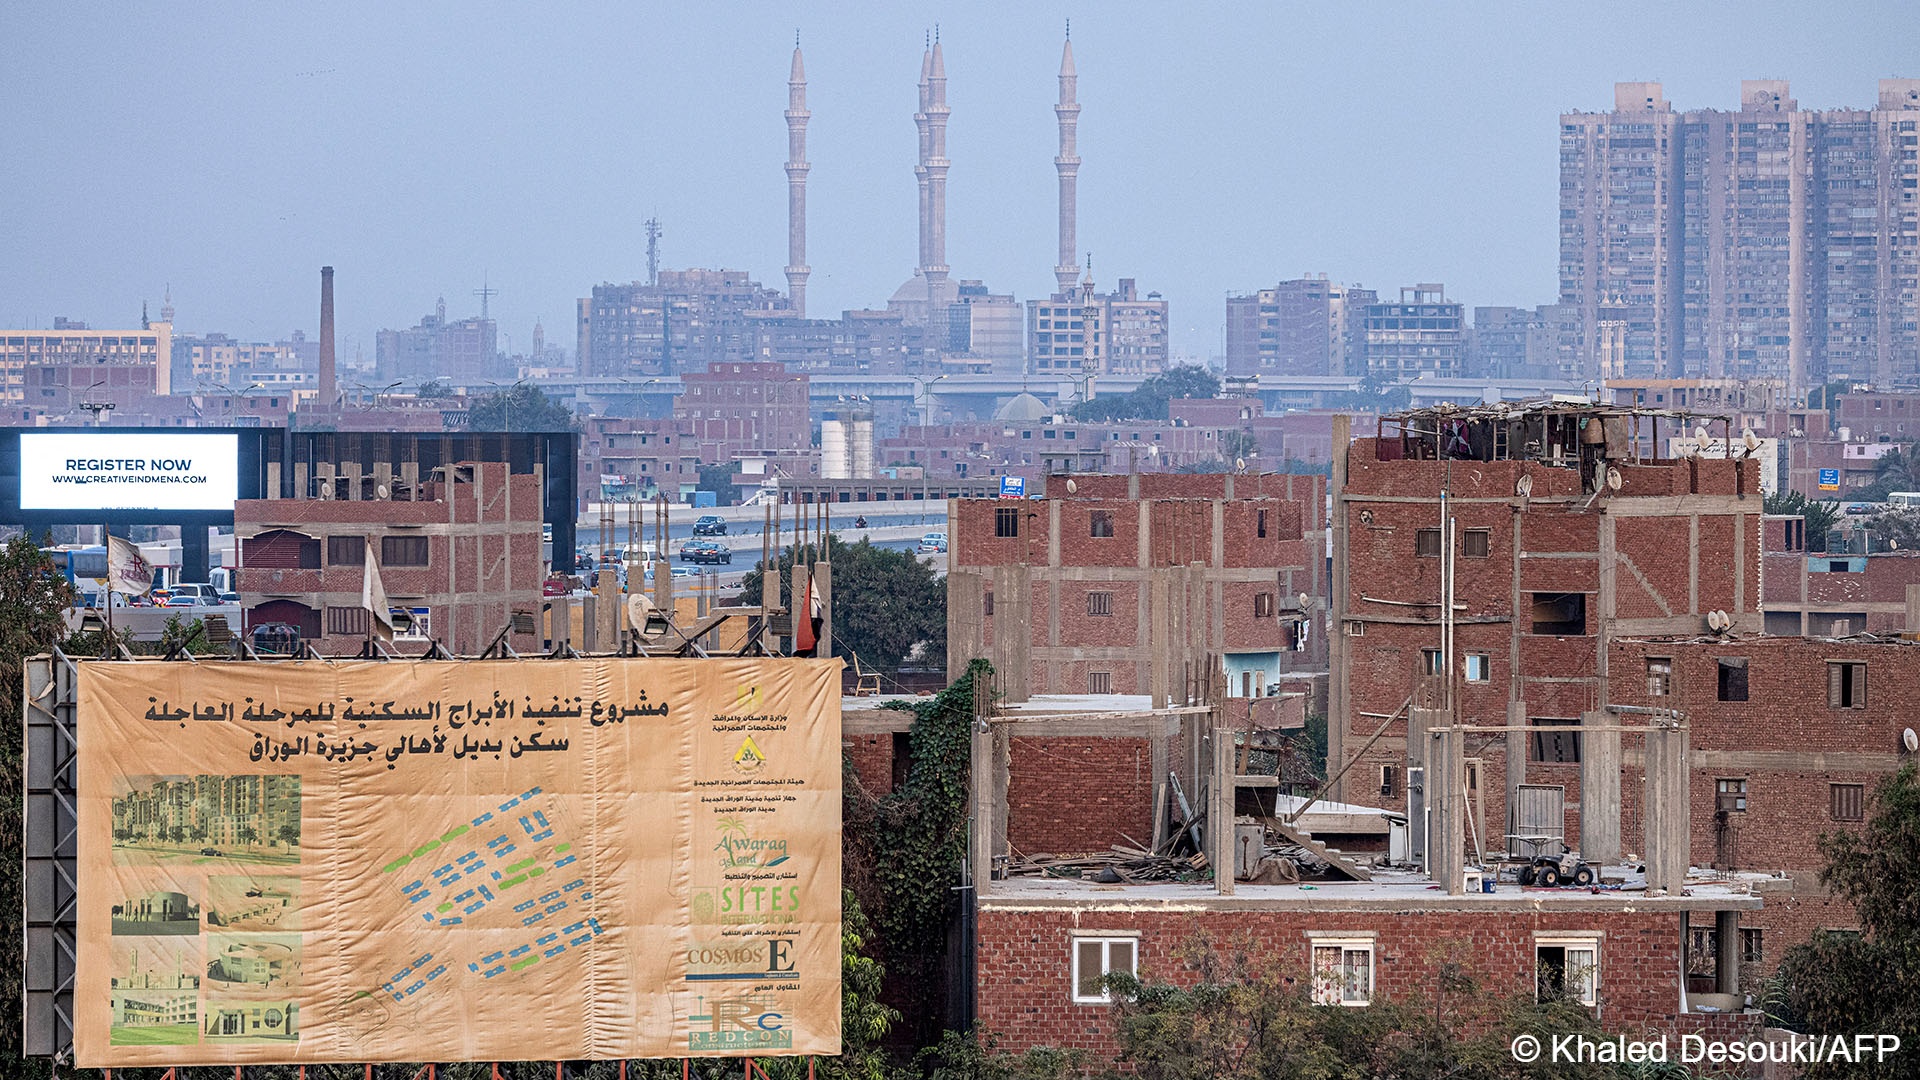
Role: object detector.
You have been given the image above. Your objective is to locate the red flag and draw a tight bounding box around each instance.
[794,570,817,655]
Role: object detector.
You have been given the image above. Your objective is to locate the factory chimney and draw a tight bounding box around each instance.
[318,266,337,406]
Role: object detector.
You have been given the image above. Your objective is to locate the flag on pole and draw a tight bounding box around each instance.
[362,541,395,640]
[105,535,154,596]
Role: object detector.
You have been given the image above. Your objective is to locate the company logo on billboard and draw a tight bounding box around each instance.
[686,991,793,1051]
[690,885,802,925]
[733,685,761,711]
[730,735,768,776]
[685,938,800,982]
[715,816,789,869]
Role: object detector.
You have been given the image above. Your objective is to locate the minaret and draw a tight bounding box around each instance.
[159,284,175,324]
[784,37,811,317]
[1054,31,1081,297]
[914,37,932,276]
[923,32,951,286]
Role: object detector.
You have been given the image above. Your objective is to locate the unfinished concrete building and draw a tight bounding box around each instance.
[1329,404,1764,860]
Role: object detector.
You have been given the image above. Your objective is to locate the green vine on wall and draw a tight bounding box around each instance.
[846,659,988,1044]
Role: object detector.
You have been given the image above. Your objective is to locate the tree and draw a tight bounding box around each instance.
[1871,508,1920,552]
[1765,489,1840,552]
[742,534,945,676]
[1070,365,1220,422]
[1874,445,1920,497]
[416,379,451,398]
[1775,763,1920,1079]
[696,462,737,503]
[277,824,300,851]
[0,537,73,1078]
[465,383,576,432]
[237,824,258,847]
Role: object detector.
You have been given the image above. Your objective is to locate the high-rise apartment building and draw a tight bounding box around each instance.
[1224,277,1375,377]
[1560,80,1920,392]
[1028,277,1169,378]
[1361,285,1465,379]
[577,270,792,378]
[2,319,172,422]
[1467,305,1565,380]
[374,298,501,386]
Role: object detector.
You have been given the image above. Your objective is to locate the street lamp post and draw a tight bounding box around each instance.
[912,374,949,502]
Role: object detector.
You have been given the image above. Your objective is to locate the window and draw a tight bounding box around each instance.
[1462,529,1491,558]
[1257,509,1268,538]
[1343,620,1366,637]
[1529,593,1586,635]
[1531,718,1582,764]
[1311,939,1375,1006]
[1717,658,1749,702]
[1831,783,1864,822]
[1646,658,1672,696]
[1087,591,1113,617]
[1379,765,1398,799]
[994,507,1019,538]
[1089,510,1114,537]
[1072,936,1137,1003]
[1415,528,1441,557]
[1716,778,1748,813]
[1536,938,1599,1006]
[1827,662,1866,708]
[325,606,369,636]
[1464,653,1490,681]
[381,535,430,567]
[1741,928,1764,965]
[326,535,365,566]
[1254,593,1275,618]
[1088,671,1112,695]
[1420,649,1444,676]
[983,591,994,617]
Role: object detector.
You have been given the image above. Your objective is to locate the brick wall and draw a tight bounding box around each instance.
[1006,736,1161,856]
[975,906,1760,1057]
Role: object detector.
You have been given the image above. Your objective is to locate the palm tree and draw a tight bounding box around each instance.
[1874,445,1920,496]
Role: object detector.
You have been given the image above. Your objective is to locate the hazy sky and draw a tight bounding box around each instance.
[2,2,1913,364]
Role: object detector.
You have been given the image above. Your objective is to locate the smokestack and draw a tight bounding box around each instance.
[318,266,337,406]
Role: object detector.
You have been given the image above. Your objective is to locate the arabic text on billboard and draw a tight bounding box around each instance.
[20,432,240,512]
[74,658,843,1066]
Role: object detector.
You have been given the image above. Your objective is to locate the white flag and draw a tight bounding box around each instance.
[362,541,395,640]
[105,535,154,596]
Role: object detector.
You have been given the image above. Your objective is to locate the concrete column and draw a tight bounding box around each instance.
[970,722,994,886]
[1905,584,1920,633]
[947,571,986,677]
[1429,727,1467,894]
[580,594,598,653]
[1579,713,1622,865]
[1715,910,1740,995]
[1327,414,1351,804]
[791,561,810,653]
[1212,727,1235,895]
[550,596,572,652]
[1149,570,1171,708]
[991,728,1010,863]
[595,568,618,652]
[816,561,832,659]
[1643,723,1692,894]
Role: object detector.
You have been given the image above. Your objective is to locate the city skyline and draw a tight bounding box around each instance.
[2,2,1914,362]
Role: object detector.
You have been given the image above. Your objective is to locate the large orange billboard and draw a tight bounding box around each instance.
[74,658,842,1066]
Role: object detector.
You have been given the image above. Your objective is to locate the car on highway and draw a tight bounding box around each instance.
[678,539,733,565]
[916,532,949,554]
[1845,503,1878,515]
[167,583,221,606]
[692,514,728,536]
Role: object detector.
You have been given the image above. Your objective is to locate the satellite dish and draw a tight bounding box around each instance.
[317,484,334,500]
[1742,429,1759,452]
[1605,467,1623,492]
[1298,592,1312,612]
[376,484,391,500]
[1695,425,1710,441]
[1065,478,1077,494]
[1905,728,1919,753]
[1706,610,1731,633]
[1515,474,1534,499]
[626,592,657,632]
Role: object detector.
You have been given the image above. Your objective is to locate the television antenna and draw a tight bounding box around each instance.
[473,272,498,321]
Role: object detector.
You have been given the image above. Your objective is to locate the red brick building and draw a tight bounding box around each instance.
[236,461,544,656]
[673,361,810,464]
[1331,405,1764,838]
[1604,634,1915,980]
[1759,512,1920,636]
[948,472,1326,703]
